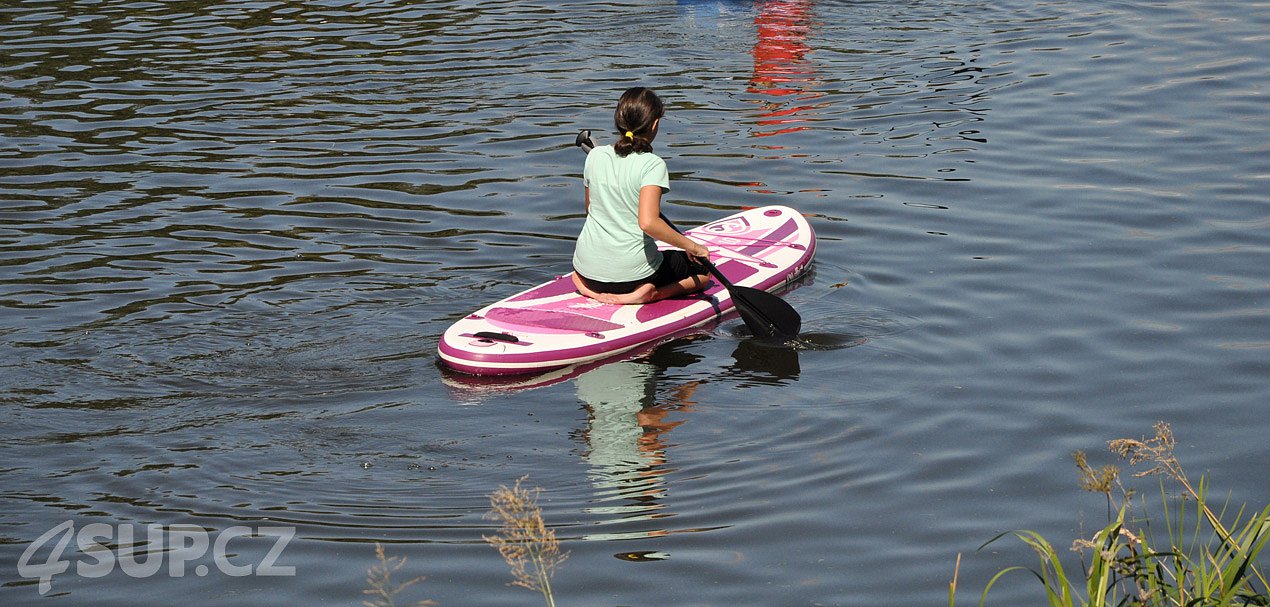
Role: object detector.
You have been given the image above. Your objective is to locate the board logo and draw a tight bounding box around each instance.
[702,217,753,235]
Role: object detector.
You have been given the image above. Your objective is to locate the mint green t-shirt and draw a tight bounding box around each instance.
[572,145,670,283]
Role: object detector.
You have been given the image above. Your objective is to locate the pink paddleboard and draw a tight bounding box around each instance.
[438,205,815,375]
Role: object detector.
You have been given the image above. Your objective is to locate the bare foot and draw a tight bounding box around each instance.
[604,283,656,305]
[571,273,656,305]
[591,292,624,305]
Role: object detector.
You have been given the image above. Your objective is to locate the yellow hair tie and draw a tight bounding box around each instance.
[625,131,634,139]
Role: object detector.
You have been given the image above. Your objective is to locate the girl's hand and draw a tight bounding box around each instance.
[686,241,710,261]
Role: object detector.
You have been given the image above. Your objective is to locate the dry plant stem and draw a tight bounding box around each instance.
[484,476,569,607]
[967,423,1269,607]
[1073,450,1122,515]
[363,543,436,607]
[1110,423,1225,531]
[1108,421,1268,591]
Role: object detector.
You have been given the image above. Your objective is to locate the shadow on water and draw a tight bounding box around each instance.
[722,326,874,387]
[731,336,803,381]
[730,329,871,373]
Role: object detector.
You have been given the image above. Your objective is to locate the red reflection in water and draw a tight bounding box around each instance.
[749,0,819,138]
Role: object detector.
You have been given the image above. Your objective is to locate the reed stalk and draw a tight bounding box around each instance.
[953,423,1270,607]
[362,543,435,607]
[483,476,569,607]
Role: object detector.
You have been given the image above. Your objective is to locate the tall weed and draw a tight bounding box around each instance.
[954,423,1269,606]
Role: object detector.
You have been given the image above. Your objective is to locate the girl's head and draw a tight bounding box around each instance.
[613,87,665,157]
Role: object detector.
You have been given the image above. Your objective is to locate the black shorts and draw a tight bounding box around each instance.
[575,250,709,295]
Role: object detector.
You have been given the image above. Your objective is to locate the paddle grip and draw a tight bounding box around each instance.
[575,129,595,153]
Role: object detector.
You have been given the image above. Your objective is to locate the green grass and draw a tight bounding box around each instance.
[953,422,1270,607]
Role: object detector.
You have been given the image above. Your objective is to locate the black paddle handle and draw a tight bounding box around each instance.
[575,129,595,153]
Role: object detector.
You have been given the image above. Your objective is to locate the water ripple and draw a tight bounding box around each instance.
[3,1,1268,605]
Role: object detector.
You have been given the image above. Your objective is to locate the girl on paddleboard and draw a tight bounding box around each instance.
[572,87,711,305]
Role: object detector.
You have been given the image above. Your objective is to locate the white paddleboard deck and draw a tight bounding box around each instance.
[438,205,815,375]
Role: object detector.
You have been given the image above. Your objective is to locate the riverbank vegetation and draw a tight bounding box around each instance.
[362,475,566,607]
[953,422,1269,606]
[360,423,1266,606]
[482,476,569,607]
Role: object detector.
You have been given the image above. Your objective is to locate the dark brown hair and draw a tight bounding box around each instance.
[613,87,665,157]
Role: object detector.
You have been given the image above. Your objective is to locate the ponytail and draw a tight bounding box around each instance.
[612,87,665,157]
[614,131,653,157]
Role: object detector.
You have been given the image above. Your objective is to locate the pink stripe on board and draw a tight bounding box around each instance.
[486,307,624,333]
[633,285,722,323]
[717,260,760,284]
[440,301,726,373]
[738,218,797,257]
[508,274,577,302]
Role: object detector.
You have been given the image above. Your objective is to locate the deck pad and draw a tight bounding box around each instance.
[438,205,815,375]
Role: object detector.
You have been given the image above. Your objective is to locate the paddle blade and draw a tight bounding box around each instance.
[729,285,801,340]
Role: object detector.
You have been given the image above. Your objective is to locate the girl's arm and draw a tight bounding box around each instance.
[584,187,590,212]
[636,185,709,259]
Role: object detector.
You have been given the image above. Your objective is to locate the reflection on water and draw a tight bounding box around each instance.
[575,363,678,535]
[730,337,802,380]
[570,318,875,544]
[3,0,1268,605]
[573,343,703,543]
[749,0,820,138]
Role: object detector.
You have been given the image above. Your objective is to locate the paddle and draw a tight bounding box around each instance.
[574,130,801,340]
[575,129,596,153]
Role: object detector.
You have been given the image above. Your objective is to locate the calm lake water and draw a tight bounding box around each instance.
[2,0,1267,605]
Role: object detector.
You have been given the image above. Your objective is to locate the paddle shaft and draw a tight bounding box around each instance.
[653,214,733,288]
[655,213,801,339]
